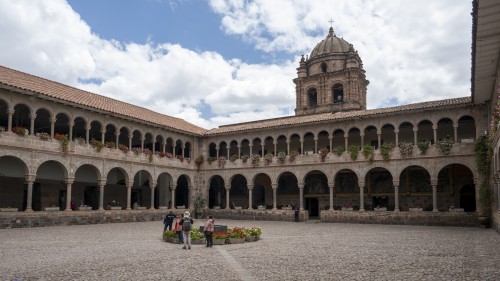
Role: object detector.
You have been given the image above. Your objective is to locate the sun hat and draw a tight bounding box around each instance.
[184,211,190,217]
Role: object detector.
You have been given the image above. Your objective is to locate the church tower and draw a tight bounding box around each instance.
[294,27,369,116]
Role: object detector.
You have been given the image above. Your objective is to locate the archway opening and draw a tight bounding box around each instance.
[304,171,328,216]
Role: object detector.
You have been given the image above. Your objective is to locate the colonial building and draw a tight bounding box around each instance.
[0,0,498,229]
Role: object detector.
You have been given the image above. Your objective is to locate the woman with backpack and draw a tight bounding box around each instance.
[180,211,194,250]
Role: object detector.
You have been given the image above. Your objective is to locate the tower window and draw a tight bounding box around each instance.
[333,84,343,103]
[308,88,317,107]
[321,62,327,73]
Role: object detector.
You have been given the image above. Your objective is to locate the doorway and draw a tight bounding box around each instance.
[84,186,99,210]
[306,198,319,217]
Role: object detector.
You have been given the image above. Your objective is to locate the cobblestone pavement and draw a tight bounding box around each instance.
[1,220,499,281]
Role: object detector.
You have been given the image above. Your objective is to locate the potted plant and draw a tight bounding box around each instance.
[190,227,206,244]
[90,139,105,152]
[348,145,360,161]
[398,141,413,158]
[207,156,215,165]
[417,140,430,155]
[54,133,69,154]
[226,227,246,244]
[380,143,394,160]
[218,156,226,168]
[436,136,453,155]
[212,232,228,245]
[263,153,273,166]
[229,154,238,162]
[288,151,299,162]
[12,126,27,136]
[241,154,249,163]
[362,145,374,164]
[195,155,204,170]
[319,148,329,162]
[332,146,345,157]
[277,151,286,165]
[251,154,261,167]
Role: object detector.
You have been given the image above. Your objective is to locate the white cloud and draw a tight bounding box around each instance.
[0,0,472,130]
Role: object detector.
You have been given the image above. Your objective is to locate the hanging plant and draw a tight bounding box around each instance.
[263,153,273,166]
[105,141,116,149]
[12,126,27,136]
[229,154,238,162]
[148,151,153,163]
[118,144,129,153]
[38,132,51,141]
[362,145,374,164]
[332,146,345,156]
[55,133,69,154]
[319,148,329,162]
[348,145,360,161]
[207,156,215,165]
[251,154,261,167]
[380,143,394,161]
[90,139,104,152]
[398,141,413,158]
[417,140,430,155]
[474,136,493,218]
[218,156,226,168]
[436,136,453,155]
[241,154,249,163]
[277,151,287,165]
[288,151,299,162]
[195,155,204,170]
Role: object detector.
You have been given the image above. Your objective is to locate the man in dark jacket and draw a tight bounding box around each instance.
[164,211,176,231]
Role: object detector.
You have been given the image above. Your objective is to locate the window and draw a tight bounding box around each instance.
[321,62,327,73]
[308,88,317,107]
[333,84,343,103]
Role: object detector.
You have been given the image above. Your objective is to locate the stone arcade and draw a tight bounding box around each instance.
[0,1,499,229]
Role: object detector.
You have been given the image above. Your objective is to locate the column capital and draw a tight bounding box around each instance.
[50,117,57,123]
[298,183,304,189]
[85,125,91,130]
[392,180,400,187]
[358,181,365,188]
[29,113,37,119]
[271,183,277,190]
[412,127,418,132]
[25,174,36,182]
[149,181,157,188]
[65,177,75,185]
[98,179,106,187]
[225,184,231,191]
[7,109,15,115]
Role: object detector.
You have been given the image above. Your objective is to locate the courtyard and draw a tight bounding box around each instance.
[0,220,499,281]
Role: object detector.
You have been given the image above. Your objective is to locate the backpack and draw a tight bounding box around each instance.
[182,218,192,231]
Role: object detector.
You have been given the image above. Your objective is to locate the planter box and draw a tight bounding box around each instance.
[226,237,245,244]
[245,235,257,242]
[341,207,353,211]
[191,239,205,245]
[0,208,18,212]
[374,207,387,212]
[78,206,92,211]
[449,208,464,212]
[45,207,60,211]
[409,208,423,212]
[109,206,122,210]
[213,239,226,245]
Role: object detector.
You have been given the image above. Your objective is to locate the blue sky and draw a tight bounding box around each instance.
[0,0,472,129]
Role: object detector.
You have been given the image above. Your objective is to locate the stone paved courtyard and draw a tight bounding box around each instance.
[1,220,499,281]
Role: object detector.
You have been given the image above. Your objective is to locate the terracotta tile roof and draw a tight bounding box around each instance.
[0,65,207,135]
[205,97,472,135]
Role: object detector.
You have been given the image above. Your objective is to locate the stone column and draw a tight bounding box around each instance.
[29,114,36,136]
[216,147,220,160]
[413,127,418,145]
[100,129,106,144]
[261,144,265,157]
[453,124,458,143]
[126,182,133,210]
[182,145,185,158]
[432,125,437,144]
[50,117,56,138]
[7,109,14,132]
[377,131,382,149]
[162,140,166,153]
[69,122,74,141]
[393,181,400,212]
[226,146,230,158]
[286,140,290,155]
[171,187,176,209]
[65,178,74,211]
[249,145,253,156]
[360,133,364,148]
[298,183,304,211]
[359,182,365,212]
[248,186,253,209]
[24,175,35,212]
[314,137,318,154]
[115,132,119,149]
[237,145,241,157]
[272,183,277,210]
[431,181,438,212]
[273,141,277,156]
[98,179,106,211]
[205,185,210,209]
[329,136,333,152]
[149,181,156,210]
[225,184,230,210]
[140,136,144,149]
[344,134,348,151]
[128,134,133,150]
[85,125,91,145]
[329,183,334,210]
[300,139,304,154]
[395,129,399,147]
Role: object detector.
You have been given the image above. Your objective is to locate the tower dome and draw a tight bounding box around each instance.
[309,27,353,59]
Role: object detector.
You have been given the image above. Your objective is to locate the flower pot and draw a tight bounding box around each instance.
[191,239,205,245]
[226,237,245,244]
[245,235,256,242]
[212,239,226,245]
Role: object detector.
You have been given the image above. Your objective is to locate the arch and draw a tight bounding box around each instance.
[276,135,287,155]
[277,171,299,209]
[240,139,250,157]
[251,173,272,209]
[289,134,301,154]
[303,132,315,154]
[208,142,217,158]
[381,124,395,147]
[156,172,174,208]
[229,140,238,158]
[332,129,345,150]
[132,170,153,208]
[417,120,434,144]
[176,138,184,157]
[132,129,142,149]
[399,165,431,211]
[364,125,378,149]
[437,164,475,212]
[13,103,31,133]
[118,126,130,150]
[0,98,8,129]
[208,175,225,209]
[175,174,190,208]
[72,117,87,142]
[89,120,102,142]
[320,62,327,73]
[230,174,248,208]
[54,112,70,136]
[154,134,164,153]
[74,164,101,210]
[219,141,228,158]
[252,138,262,156]
[184,141,191,159]
[144,132,154,151]
[318,130,329,151]
[36,160,68,211]
[398,122,414,144]
[457,115,476,141]
[334,169,359,209]
[304,170,328,216]
[104,123,117,148]
[347,127,361,148]
[264,136,274,155]
[166,137,174,154]
[365,167,393,210]
[0,156,29,210]
[437,117,454,141]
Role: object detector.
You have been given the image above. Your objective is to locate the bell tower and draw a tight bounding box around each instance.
[293,27,369,116]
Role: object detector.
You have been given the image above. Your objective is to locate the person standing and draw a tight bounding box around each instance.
[174,214,184,245]
[163,211,176,231]
[180,211,194,250]
[204,215,214,247]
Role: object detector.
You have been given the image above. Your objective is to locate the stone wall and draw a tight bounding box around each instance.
[203,209,308,222]
[492,212,500,233]
[320,210,479,227]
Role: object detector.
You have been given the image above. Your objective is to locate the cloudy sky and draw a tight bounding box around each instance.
[0,0,472,129]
